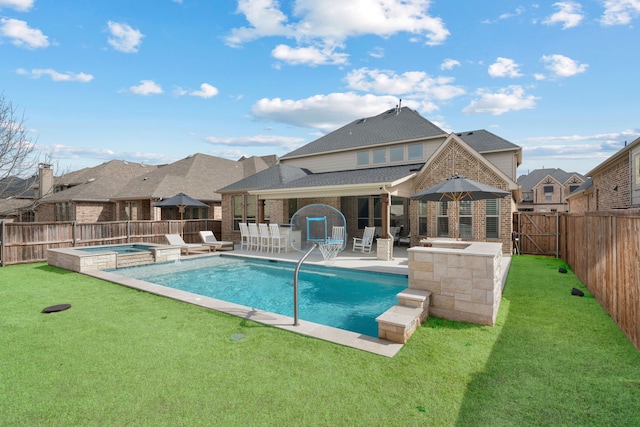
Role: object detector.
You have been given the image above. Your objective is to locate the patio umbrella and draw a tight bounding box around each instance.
[153,192,209,221]
[410,174,510,239]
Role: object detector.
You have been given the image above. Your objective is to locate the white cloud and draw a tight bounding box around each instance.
[252,92,419,131]
[541,54,588,77]
[482,6,525,24]
[204,134,306,151]
[440,58,460,70]
[16,68,94,82]
[345,67,465,101]
[601,0,640,25]
[128,80,163,95]
[189,83,219,98]
[0,0,33,12]
[272,44,349,66]
[0,18,48,49]
[46,143,176,165]
[107,21,144,53]
[226,0,450,57]
[518,129,640,173]
[369,47,385,59]
[488,57,523,78]
[462,85,538,115]
[542,1,584,29]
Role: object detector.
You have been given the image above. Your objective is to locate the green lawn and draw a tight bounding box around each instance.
[1,257,639,426]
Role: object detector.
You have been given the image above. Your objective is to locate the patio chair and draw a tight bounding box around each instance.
[269,223,288,253]
[199,230,234,251]
[258,223,271,252]
[352,226,375,253]
[239,222,250,250]
[331,226,345,246]
[164,234,211,255]
[248,223,260,251]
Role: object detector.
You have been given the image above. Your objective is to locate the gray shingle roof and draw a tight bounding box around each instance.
[456,129,520,153]
[114,153,275,201]
[517,168,585,192]
[281,107,445,159]
[270,163,424,189]
[217,163,310,193]
[42,160,157,202]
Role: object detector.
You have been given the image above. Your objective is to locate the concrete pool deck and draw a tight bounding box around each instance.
[82,243,511,357]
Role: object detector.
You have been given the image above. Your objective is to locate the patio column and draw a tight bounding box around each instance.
[257,199,265,223]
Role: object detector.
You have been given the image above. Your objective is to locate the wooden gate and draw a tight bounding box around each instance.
[513,212,561,257]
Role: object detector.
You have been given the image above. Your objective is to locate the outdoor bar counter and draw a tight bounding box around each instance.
[407,239,505,326]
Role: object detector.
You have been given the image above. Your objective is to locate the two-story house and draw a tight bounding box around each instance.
[218,107,521,253]
[517,168,586,213]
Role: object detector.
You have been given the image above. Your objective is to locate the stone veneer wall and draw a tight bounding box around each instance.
[407,242,503,325]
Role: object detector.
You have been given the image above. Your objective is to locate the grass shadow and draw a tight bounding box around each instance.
[455,256,640,426]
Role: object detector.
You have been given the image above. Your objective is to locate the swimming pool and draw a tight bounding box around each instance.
[111,255,408,337]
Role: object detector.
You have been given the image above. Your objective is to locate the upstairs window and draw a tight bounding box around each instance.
[357,151,369,166]
[408,143,423,160]
[373,148,386,164]
[389,146,404,162]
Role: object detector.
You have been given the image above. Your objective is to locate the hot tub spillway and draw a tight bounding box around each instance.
[115,250,155,268]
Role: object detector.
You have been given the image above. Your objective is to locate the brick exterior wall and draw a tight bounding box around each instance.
[411,139,513,253]
[592,155,631,210]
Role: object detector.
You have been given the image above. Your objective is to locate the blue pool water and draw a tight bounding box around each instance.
[111,255,407,337]
[78,244,153,255]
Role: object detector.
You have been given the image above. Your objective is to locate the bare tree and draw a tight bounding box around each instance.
[0,93,38,199]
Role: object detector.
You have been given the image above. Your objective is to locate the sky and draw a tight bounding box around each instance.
[1,0,639,177]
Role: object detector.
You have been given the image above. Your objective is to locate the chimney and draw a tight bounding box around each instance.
[37,163,54,199]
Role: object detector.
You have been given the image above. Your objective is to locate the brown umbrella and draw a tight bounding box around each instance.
[410,174,510,239]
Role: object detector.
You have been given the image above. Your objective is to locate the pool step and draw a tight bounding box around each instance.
[116,253,155,268]
[376,289,431,344]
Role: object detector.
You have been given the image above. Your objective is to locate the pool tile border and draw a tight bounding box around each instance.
[86,269,405,357]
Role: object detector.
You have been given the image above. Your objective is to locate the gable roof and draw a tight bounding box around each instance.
[281,107,446,159]
[456,129,520,153]
[41,160,156,203]
[421,134,518,190]
[114,153,276,201]
[217,163,310,193]
[517,168,585,192]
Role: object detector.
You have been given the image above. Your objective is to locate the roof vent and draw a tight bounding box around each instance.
[467,132,474,135]
[356,118,366,124]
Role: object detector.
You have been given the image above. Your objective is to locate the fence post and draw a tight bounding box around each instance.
[73,221,77,247]
[127,221,131,243]
[1,220,5,267]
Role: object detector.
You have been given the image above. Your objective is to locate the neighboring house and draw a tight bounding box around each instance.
[35,160,158,222]
[567,136,640,213]
[112,153,277,221]
[34,153,278,223]
[517,168,586,212]
[218,107,521,253]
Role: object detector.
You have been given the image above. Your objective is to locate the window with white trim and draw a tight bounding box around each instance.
[437,201,448,237]
[485,199,499,239]
[459,201,472,239]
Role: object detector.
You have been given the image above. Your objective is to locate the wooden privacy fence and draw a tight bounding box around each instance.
[0,219,221,266]
[562,211,640,351]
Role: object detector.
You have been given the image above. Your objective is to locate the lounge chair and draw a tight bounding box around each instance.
[352,226,376,253]
[165,234,212,255]
[199,231,234,251]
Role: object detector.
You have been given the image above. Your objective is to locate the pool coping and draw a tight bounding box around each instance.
[85,264,405,358]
